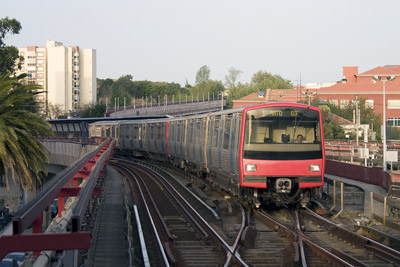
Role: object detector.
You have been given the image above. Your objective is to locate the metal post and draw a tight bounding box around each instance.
[355,95,359,147]
[383,80,387,171]
[383,196,387,230]
[329,180,336,212]
[370,192,374,222]
[124,97,126,111]
[332,182,344,220]
[221,92,223,111]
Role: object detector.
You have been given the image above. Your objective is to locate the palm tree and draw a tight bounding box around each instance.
[0,72,53,191]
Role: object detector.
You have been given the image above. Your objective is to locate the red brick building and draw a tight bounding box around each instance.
[233,65,400,127]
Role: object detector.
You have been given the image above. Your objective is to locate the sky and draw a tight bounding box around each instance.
[2,0,399,86]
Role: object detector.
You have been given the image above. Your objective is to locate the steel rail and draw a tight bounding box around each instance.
[294,210,308,267]
[257,210,352,266]
[126,159,220,220]
[223,205,248,267]
[114,162,175,241]
[302,207,400,265]
[113,163,170,267]
[135,162,249,266]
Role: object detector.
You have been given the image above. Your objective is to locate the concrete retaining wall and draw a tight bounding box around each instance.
[42,141,98,167]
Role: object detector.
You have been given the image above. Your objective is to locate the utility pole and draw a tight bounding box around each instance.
[301,90,316,105]
[373,75,396,171]
[355,95,359,147]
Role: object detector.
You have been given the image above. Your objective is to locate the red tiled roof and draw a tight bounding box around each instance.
[327,112,354,125]
[359,65,400,75]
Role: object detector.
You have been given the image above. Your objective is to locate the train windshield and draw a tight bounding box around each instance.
[243,107,322,160]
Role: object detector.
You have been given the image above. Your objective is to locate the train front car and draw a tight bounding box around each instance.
[239,103,325,207]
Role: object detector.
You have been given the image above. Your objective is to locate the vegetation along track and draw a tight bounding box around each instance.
[111,159,247,266]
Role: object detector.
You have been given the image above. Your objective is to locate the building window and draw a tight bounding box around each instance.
[388,118,400,127]
[388,100,400,109]
[365,100,374,109]
[37,52,44,57]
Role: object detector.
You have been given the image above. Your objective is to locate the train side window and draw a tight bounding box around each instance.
[177,121,181,142]
[196,119,201,143]
[207,117,213,145]
[223,115,232,149]
[213,116,220,148]
[169,122,174,140]
[188,120,194,143]
[157,124,162,139]
[133,126,138,139]
[150,125,154,139]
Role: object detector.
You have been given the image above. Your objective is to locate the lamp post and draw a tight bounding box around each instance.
[301,91,317,105]
[373,75,396,171]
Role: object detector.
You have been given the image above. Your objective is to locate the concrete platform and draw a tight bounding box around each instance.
[325,174,388,218]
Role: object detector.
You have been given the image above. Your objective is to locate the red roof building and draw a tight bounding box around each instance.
[232,65,400,127]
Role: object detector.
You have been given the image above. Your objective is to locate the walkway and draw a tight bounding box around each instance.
[89,166,128,267]
[325,174,387,218]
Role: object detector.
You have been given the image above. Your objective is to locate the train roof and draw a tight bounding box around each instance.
[48,115,171,124]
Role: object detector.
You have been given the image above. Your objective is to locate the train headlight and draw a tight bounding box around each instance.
[309,164,320,172]
[246,164,257,172]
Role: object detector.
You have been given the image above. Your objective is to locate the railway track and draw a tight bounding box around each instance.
[111,159,247,266]
[298,207,400,266]
[241,206,400,266]
[110,159,400,266]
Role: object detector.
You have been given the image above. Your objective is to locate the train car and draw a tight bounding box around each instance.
[89,120,121,147]
[90,102,324,206]
[238,103,324,206]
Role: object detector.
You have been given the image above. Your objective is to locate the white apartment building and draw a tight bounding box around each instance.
[17,41,96,116]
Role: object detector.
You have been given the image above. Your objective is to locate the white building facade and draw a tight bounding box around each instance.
[17,41,96,115]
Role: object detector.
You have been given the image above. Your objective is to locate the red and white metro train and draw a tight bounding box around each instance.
[89,102,325,206]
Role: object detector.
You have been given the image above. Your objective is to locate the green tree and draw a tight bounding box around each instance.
[325,97,381,140]
[251,70,293,91]
[224,67,242,89]
[0,17,23,74]
[0,73,53,191]
[81,102,107,118]
[301,97,346,140]
[226,82,253,108]
[195,65,211,85]
[97,78,114,102]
